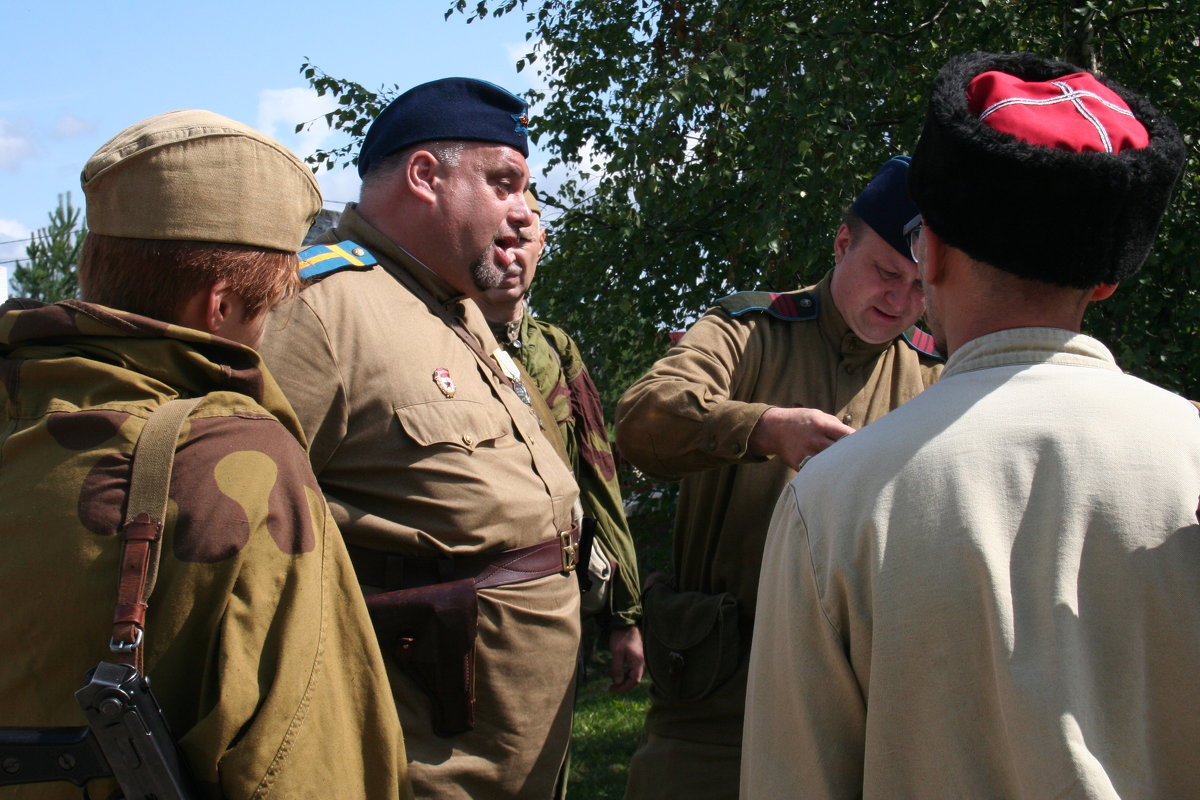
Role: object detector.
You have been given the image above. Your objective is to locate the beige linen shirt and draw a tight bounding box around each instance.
[259,205,581,799]
[743,328,1200,799]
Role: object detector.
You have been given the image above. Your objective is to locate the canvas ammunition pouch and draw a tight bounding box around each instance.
[352,530,579,737]
[642,578,741,703]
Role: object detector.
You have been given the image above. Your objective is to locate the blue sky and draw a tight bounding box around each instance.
[0,0,544,293]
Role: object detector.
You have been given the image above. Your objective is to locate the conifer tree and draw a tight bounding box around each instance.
[11,192,85,303]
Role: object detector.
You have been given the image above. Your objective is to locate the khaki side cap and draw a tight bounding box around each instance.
[82,109,322,252]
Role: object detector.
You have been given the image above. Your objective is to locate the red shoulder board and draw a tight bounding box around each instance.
[714,290,819,321]
[902,326,942,359]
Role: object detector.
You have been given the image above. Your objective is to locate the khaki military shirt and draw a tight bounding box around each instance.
[259,205,581,799]
[0,300,408,800]
[616,273,942,779]
[617,272,941,618]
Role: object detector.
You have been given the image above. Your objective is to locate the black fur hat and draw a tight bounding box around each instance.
[910,51,1185,288]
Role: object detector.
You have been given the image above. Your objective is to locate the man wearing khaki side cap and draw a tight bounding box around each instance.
[259,78,583,799]
[0,109,409,800]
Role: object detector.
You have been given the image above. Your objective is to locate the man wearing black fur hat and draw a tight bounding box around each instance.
[742,52,1199,798]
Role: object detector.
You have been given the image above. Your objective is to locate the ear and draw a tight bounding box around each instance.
[833,223,851,263]
[405,150,439,205]
[919,225,947,286]
[1089,282,1118,301]
[176,279,232,335]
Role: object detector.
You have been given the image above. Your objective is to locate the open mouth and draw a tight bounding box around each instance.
[493,235,519,267]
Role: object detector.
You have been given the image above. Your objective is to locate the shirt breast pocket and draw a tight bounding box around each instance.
[394,400,510,452]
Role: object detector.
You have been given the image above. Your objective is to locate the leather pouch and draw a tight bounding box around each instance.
[365,578,479,736]
[642,578,740,703]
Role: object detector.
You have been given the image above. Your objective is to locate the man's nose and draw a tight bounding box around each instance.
[509,191,533,227]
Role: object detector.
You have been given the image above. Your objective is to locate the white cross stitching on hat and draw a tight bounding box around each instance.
[977,80,1137,153]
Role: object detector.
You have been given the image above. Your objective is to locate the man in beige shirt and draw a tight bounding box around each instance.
[615,156,941,799]
[260,79,582,799]
[744,51,1198,798]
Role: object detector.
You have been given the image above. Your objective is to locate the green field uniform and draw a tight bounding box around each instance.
[494,312,642,627]
[259,205,582,800]
[615,273,943,799]
[0,299,408,800]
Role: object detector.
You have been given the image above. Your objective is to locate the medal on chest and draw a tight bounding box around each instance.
[432,367,456,398]
[491,348,533,406]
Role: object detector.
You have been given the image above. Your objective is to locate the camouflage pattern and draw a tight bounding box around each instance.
[616,272,943,800]
[497,312,642,627]
[0,298,408,800]
[258,205,581,800]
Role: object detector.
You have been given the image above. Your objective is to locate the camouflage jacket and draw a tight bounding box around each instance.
[0,299,408,799]
[494,312,642,626]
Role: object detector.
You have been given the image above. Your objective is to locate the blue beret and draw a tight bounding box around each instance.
[850,155,918,260]
[358,77,530,177]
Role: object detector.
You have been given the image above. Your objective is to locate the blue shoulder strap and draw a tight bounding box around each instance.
[714,290,819,321]
[297,240,377,281]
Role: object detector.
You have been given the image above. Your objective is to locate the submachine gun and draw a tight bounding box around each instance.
[0,661,195,798]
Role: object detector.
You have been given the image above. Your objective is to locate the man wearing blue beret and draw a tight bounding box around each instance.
[260,78,582,799]
[614,156,943,799]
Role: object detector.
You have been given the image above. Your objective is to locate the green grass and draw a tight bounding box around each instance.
[567,658,650,800]
[562,469,675,799]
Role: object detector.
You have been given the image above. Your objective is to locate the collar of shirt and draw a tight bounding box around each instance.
[942,327,1120,379]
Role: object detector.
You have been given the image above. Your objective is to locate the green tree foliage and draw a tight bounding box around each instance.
[301,0,1200,402]
[11,193,85,303]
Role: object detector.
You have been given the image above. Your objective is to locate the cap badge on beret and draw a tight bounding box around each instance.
[967,71,1149,153]
[513,112,530,133]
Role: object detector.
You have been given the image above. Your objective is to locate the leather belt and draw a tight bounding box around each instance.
[349,529,579,592]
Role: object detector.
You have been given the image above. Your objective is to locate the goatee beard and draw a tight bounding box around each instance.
[470,248,505,291]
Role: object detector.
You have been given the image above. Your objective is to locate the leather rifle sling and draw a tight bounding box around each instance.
[109,398,202,671]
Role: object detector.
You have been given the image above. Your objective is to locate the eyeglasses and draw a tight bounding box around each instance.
[903,214,923,263]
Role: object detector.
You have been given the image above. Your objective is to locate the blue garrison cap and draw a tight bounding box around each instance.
[850,155,918,260]
[357,77,530,177]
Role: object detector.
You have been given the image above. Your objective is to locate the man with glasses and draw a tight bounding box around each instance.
[743,51,1199,797]
[615,156,942,799]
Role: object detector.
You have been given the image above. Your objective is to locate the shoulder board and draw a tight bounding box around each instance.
[714,290,819,321]
[297,240,377,281]
[901,326,942,359]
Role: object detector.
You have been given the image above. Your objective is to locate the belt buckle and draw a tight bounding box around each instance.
[558,530,578,574]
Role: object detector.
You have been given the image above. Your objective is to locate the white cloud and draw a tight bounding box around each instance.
[0,120,34,171]
[315,167,362,209]
[52,113,96,139]
[256,87,340,162]
[0,219,31,300]
[506,38,552,99]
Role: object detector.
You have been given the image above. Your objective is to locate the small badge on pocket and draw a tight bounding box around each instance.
[433,368,456,398]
